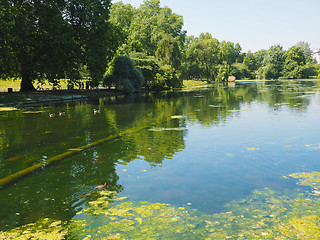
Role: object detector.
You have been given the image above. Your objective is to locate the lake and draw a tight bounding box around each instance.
[1,80,320,238]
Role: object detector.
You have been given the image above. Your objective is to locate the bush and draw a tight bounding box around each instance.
[105,56,144,93]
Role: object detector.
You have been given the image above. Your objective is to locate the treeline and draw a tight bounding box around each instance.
[108,1,319,89]
[0,0,319,92]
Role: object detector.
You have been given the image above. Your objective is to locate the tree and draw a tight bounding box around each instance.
[260,45,284,79]
[243,51,257,73]
[220,41,242,65]
[109,2,135,35]
[0,0,111,92]
[114,0,186,56]
[184,33,220,81]
[155,36,181,70]
[130,52,160,84]
[253,49,267,70]
[231,63,253,80]
[106,56,144,93]
[282,46,306,79]
[295,41,313,60]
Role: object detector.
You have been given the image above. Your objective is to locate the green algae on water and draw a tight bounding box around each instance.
[3,173,320,239]
[0,218,67,240]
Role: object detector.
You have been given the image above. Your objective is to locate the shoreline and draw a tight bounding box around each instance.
[0,88,126,107]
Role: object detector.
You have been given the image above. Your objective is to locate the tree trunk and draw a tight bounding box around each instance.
[20,72,36,92]
[18,51,37,92]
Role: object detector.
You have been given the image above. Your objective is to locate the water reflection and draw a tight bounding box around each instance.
[0,80,319,229]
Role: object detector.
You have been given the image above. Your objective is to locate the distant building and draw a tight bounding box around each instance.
[313,49,320,64]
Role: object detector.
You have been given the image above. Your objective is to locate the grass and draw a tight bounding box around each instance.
[0,79,70,92]
[183,80,208,87]
[0,79,21,92]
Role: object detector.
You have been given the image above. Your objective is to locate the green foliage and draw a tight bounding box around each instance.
[243,51,257,73]
[109,0,185,90]
[111,0,185,57]
[259,45,284,80]
[295,41,313,59]
[282,46,306,79]
[216,61,230,82]
[109,2,136,35]
[183,34,220,81]
[130,52,160,82]
[231,63,253,80]
[254,45,316,80]
[107,56,145,93]
[0,0,112,91]
[156,36,181,70]
[318,69,320,80]
[220,41,243,65]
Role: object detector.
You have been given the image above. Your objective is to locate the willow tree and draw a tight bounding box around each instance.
[0,0,111,91]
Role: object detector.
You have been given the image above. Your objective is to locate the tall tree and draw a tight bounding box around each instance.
[116,0,186,56]
[220,41,242,65]
[282,46,306,79]
[155,36,181,70]
[295,41,313,60]
[260,45,284,79]
[0,0,111,91]
[243,51,257,73]
[184,33,220,81]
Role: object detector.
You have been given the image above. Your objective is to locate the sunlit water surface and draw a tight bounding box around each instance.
[0,81,320,230]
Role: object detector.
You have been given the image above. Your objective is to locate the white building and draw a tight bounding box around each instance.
[313,49,320,64]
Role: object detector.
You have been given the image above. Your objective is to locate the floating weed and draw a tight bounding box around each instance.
[303,144,320,149]
[208,105,223,108]
[289,172,320,189]
[4,173,320,239]
[67,186,320,239]
[246,147,260,151]
[0,107,18,112]
[149,127,188,132]
[170,115,187,119]
[22,111,45,114]
[0,218,67,240]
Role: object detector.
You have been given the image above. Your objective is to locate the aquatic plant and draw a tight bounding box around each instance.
[0,218,67,240]
[66,186,320,239]
[2,172,320,239]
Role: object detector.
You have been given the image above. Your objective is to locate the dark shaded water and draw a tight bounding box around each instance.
[0,81,320,230]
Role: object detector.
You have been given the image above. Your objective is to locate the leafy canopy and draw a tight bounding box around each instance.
[0,0,112,91]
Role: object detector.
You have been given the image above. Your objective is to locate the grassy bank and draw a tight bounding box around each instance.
[183,79,208,87]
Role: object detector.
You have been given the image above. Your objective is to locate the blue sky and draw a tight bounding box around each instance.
[112,0,320,52]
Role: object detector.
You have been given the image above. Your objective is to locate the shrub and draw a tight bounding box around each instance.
[105,56,144,93]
